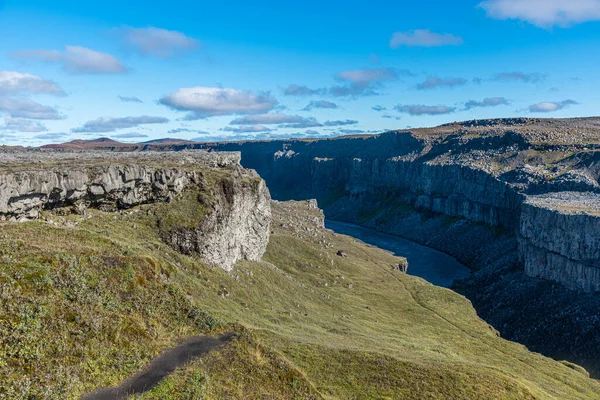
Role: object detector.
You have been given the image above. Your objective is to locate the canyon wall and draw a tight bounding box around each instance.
[209,128,600,291]
[0,151,271,271]
[520,192,600,292]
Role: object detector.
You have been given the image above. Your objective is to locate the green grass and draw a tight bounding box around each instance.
[1,187,599,399]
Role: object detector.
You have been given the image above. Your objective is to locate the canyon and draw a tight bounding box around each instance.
[200,117,600,375]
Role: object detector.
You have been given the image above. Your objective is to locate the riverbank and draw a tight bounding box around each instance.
[325,219,471,287]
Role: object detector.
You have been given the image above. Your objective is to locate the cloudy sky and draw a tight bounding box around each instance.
[1,0,600,145]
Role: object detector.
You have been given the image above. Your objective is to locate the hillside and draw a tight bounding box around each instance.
[1,162,599,398]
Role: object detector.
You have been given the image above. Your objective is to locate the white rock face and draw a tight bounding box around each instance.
[164,168,272,271]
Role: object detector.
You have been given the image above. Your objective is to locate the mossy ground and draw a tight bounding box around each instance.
[0,191,599,399]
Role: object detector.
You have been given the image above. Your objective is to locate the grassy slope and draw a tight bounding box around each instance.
[0,194,599,399]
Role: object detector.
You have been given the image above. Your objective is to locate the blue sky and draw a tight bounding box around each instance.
[1,0,600,145]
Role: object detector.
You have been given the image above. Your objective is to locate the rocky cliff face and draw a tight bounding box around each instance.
[163,168,271,270]
[205,119,600,292]
[520,192,600,292]
[0,151,271,271]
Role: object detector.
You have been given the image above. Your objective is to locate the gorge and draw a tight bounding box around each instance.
[203,117,600,376]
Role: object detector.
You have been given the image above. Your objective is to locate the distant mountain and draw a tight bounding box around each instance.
[41,137,203,151]
[142,138,198,145]
[42,138,134,150]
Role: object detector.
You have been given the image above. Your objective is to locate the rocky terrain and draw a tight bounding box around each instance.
[8,116,600,392]
[0,150,270,270]
[2,192,600,399]
[182,117,600,376]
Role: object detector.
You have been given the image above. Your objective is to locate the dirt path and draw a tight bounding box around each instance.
[81,333,234,400]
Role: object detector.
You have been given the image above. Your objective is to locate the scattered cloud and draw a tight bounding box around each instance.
[159,86,278,120]
[71,115,169,133]
[285,68,404,98]
[33,132,69,141]
[118,95,143,103]
[417,76,468,90]
[528,99,578,113]
[394,104,456,116]
[339,129,366,134]
[372,105,387,112]
[112,132,149,139]
[382,114,402,120]
[168,128,209,134]
[302,100,338,111]
[11,46,127,74]
[283,84,325,96]
[323,119,358,126]
[229,113,304,125]
[337,68,398,87]
[223,125,273,133]
[0,116,47,132]
[0,71,65,96]
[492,71,545,83]
[390,29,463,48]
[329,67,401,97]
[279,117,322,129]
[465,97,510,109]
[0,98,63,119]
[118,26,200,57]
[478,0,600,28]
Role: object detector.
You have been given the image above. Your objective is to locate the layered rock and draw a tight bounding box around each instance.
[203,118,600,292]
[0,150,271,271]
[520,192,600,292]
[0,151,241,218]
[164,168,271,270]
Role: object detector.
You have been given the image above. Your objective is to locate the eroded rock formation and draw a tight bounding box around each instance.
[205,118,600,292]
[0,151,271,270]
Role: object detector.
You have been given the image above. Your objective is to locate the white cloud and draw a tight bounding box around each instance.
[119,26,199,57]
[159,87,278,119]
[223,125,272,133]
[72,116,169,133]
[279,117,322,129]
[11,46,126,74]
[283,85,325,96]
[33,132,70,141]
[479,0,600,28]
[417,77,468,90]
[112,132,149,139]
[0,116,48,132]
[492,71,545,83]
[337,68,397,87]
[303,100,338,111]
[528,100,578,112]
[323,120,358,127]
[0,71,65,96]
[394,104,456,116]
[390,29,463,48]
[229,113,304,125]
[465,97,510,109]
[0,98,63,119]
[118,95,143,103]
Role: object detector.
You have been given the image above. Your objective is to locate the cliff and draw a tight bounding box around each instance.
[520,192,600,292]
[203,118,600,292]
[0,151,271,270]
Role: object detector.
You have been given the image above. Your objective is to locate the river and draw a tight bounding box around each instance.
[325,220,471,288]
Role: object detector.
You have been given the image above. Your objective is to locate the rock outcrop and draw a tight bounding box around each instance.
[0,151,271,270]
[520,192,600,292]
[163,168,271,270]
